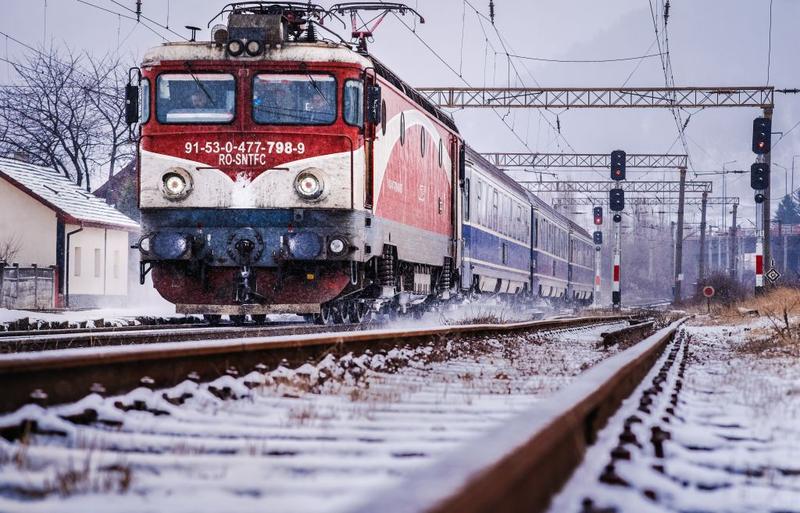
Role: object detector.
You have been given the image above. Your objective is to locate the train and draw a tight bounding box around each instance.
[128,2,595,323]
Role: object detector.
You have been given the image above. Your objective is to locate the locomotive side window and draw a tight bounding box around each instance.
[140,78,150,124]
[156,73,235,124]
[343,79,363,127]
[252,73,336,125]
[381,100,387,135]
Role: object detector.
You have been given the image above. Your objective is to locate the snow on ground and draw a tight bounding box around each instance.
[0,321,626,513]
[549,316,800,513]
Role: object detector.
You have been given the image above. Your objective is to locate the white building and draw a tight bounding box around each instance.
[0,157,139,308]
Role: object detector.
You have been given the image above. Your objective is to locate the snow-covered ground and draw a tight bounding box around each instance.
[0,321,625,513]
[550,317,800,513]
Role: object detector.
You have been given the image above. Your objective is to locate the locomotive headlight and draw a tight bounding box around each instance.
[328,237,348,256]
[294,170,324,200]
[245,39,263,56]
[227,39,244,56]
[164,173,186,195]
[160,167,193,200]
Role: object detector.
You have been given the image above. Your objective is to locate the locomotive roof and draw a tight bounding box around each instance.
[142,40,373,67]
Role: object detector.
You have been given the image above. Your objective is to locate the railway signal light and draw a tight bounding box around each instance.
[613,213,622,223]
[755,192,766,204]
[750,163,769,190]
[610,150,626,181]
[593,206,603,225]
[593,231,603,244]
[752,117,771,154]
[609,188,624,211]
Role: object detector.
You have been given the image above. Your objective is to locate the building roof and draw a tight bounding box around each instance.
[0,157,140,231]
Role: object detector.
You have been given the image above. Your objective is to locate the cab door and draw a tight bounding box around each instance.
[362,68,379,209]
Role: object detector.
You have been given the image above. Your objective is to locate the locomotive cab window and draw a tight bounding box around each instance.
[343,79,363,127]
[252,73,336,125]
[140,78,150,124]
[156,73,235,124]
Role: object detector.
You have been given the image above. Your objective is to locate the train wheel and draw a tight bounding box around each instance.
[315,305,334,325]
[348,302,369,324]
[331,304,347,324]
[251,314,267,325]
[230,315,246,325]
[204,314,221,326]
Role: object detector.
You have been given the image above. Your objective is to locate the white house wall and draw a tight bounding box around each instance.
[0,178,57,267]
[67,225,129,297]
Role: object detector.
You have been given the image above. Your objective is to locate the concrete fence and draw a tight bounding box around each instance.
[0,264,56,310]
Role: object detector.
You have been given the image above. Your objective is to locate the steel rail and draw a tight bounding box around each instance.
[0,321,350,353]
[348,317,688,513]
[0,322,208,338]
[0,316,631,414]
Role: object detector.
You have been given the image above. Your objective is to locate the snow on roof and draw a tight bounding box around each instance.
[0,157,140,231]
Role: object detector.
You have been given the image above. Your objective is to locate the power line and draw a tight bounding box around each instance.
[74,0,170,42]
[767,0,773,85]
[507,51,665,64]
[105,0,187,41]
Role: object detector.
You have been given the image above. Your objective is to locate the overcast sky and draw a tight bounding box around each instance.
[2,0,799,230]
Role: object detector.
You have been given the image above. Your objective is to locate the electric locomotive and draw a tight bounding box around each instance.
[126,2,595,321]
[129,3,460,322]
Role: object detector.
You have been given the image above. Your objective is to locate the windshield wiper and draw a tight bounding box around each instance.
[306,73,331,107]
[185,61,216,106]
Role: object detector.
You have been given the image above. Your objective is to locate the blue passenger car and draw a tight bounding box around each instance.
[460,148,532,295]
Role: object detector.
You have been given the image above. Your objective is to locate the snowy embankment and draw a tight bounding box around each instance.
[550,316,800,513]
[0,321,626,513]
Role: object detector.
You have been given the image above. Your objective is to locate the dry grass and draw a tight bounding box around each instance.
[696,287,800,324]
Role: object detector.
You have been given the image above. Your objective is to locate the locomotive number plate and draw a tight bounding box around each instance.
[184,141,306,166]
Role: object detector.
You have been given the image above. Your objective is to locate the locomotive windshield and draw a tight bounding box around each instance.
[252,74,336,125]
[156,73,235,124]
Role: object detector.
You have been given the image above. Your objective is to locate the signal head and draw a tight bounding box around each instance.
[613,213,622,223]
[755,192,766,204]
[750,162,770,190]
[752,117,771,155]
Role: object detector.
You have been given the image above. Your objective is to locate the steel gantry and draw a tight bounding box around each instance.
[421,84,775,297]
[520,180,712,195]
[483,153,688,169]
[418,86,774,109]
[551,196,736,206]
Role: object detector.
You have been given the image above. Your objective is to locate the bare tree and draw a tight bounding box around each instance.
[84,53,135,181]
[0,234,22,265]
[0,45,134,190]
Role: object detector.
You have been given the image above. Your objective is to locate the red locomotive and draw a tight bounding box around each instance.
[127,2,595,323]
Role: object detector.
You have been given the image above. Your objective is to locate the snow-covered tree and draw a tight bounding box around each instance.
[773,194,800,225]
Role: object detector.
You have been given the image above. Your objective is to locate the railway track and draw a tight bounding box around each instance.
[0,312,684,513]
[0,314,644,512]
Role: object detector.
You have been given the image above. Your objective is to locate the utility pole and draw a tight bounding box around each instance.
[762,106,773,290]
[612,219,621,309]
[729,202,738,279]
[698,192,708,286]
[593,247,601,307]
[673,167,687,303]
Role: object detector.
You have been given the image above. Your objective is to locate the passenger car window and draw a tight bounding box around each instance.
[156,73,235,124]
[253,73,336,125]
